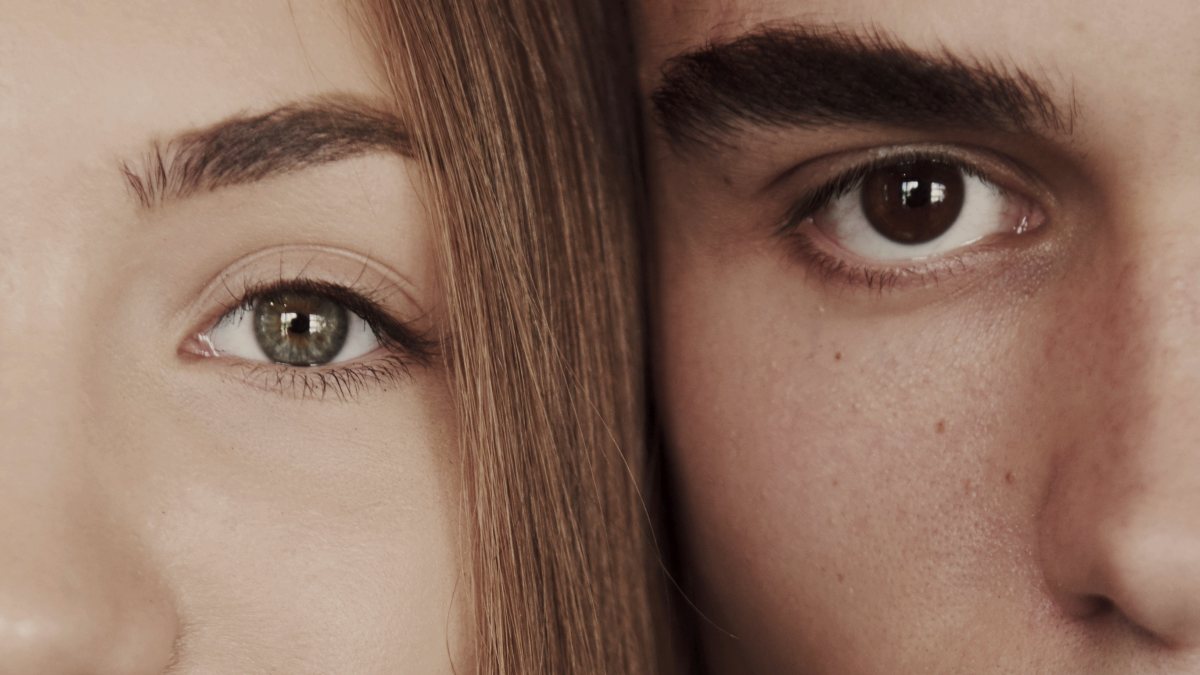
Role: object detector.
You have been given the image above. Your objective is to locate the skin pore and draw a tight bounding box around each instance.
[639,1,1200,673]
[1,2,468,672]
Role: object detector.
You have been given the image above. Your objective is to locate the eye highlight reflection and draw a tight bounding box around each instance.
[781,148,1047,290]
[210,289,372,367]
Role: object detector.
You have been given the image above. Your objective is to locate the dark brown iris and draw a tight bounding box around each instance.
[860,160,965,244]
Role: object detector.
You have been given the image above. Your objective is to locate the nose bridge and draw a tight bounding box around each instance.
[0,286,180,673]
[1106,216,1200,506]
[1038,191,1200,646]
[0,474,178,673]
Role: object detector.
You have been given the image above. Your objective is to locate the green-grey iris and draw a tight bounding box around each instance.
[253,291,350,366]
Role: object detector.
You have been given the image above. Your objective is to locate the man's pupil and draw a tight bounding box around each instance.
[861,160,965,245]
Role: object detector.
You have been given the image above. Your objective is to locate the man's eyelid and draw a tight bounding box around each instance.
[771,142,1056,216]
[742,132,1054,197]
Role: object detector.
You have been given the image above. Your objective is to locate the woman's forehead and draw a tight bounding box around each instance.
[0,1,382,168]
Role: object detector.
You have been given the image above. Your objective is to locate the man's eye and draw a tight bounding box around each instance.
[810,158,1040,262]
[206,290,382,366]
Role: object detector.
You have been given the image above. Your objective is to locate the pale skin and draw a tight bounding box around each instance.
[1,2,468,672]
[639,0,1200,673]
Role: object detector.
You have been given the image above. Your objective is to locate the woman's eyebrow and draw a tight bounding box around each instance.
[650,25,1075,154]
[121,96,411,208]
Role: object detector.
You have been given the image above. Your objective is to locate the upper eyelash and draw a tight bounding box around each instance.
[779,150,992,232]
[216,277,438,366]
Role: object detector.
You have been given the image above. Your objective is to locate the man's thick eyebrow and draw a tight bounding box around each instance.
[121,97,410,208]
[651,26,1072,151]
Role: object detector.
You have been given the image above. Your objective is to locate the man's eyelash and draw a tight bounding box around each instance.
[788,233,972,292]
[775,150,1005,293]
[779,150,990,231]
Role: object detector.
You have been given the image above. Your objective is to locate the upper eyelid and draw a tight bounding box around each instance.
[762,138,1050,194]
[208,279,439,365]
[175,245,429,354]
[775,144,1052,231]
[781,153,992,228]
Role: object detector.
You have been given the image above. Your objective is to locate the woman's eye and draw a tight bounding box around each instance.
[206,290,382,367]
[810,158,1041,262]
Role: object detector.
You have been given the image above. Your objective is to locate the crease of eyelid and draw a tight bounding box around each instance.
[176,245,431,352]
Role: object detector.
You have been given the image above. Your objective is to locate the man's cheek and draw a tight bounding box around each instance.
[661,288,1050,558]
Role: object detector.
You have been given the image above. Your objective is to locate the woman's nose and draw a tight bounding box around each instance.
[0,521,181,674]
[0,404,180,672]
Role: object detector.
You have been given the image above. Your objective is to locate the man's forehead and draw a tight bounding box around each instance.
[635,0,1145,69]
[636,0,790,63]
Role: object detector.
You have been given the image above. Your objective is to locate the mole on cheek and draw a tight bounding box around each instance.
[834,351,843,362]
[935,419,946,434]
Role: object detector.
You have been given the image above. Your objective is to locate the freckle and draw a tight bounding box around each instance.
[831,478,839,487]
[1005,471,1015,485]
[837,573,845,583]
[963,478,972,494]
[935,420,946,434]
[722,174,733,186]
[834,352,843,362]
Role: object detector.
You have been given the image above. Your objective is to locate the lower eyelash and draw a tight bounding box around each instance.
[788,231,970,293]
[229,353,416,402]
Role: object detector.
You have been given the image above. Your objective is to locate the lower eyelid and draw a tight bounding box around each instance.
[222,353,417,402]
[785,215,1035,294]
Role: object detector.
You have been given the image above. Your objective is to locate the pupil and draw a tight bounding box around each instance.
[288,313,311,335]
[253,292,349,366]
[861,160,965,245]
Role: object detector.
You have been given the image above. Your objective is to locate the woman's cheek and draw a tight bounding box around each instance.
[107,370,469,672]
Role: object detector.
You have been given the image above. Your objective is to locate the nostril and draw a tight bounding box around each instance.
[1052,589,1116,622]
[1079,594,1116,620]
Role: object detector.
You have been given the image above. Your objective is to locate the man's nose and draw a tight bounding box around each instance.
[0,367,180,673]
[1038,225,1200,648]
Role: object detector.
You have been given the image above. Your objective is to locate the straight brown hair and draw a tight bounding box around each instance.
[357,1,673,672]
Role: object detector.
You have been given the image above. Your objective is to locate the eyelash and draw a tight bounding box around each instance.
[779,150,1017,291]
[208,278,436,401]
